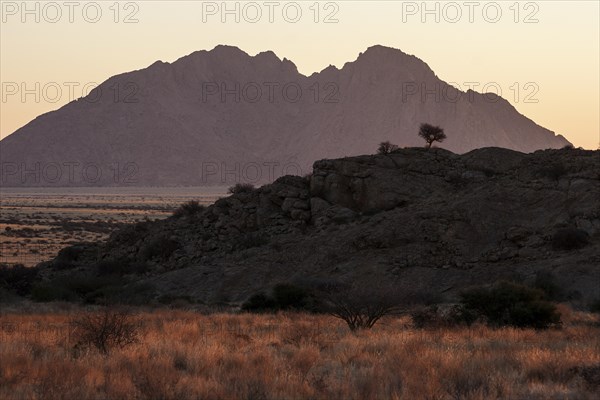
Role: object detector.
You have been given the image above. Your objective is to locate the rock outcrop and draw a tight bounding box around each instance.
[39,147,600,305]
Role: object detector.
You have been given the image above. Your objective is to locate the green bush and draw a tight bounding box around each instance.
[111,222,150,246]
[173,200,205,218]
[31,275,123,303]
[31,283,78,302]
[103,282,156,306]
[533,271,564,301]
[241,293,278,312]
[66,275,122,297]
[242,284,315,313]
[460,281,560,329]
[551,228,589,251]
[590,298,600,314]
[84,285,124,304]
[410,306,443,329]
[158,295,195,306]
[52,245,89,270]
[56,245,84,262]
[272,284,310,310]
[411,305,477,329]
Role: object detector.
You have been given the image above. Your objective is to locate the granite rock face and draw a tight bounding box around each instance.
[40,147,600,305]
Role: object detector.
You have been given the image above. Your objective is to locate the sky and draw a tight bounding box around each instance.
[1,0,599,149]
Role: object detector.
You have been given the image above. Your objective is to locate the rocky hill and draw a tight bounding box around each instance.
[0,45,570,186]
[35,147,600,306]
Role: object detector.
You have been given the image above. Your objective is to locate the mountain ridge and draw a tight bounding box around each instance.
[0,45,570,187]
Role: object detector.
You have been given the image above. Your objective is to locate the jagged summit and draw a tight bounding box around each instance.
[0,45,570,187]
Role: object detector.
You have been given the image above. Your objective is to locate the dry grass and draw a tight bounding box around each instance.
[1,305,599,400]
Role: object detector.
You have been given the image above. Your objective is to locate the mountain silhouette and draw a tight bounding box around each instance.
[0,45,570,186]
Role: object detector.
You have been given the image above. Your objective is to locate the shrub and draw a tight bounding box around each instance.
[241,284,315,313]
[533,271,563,301]
[31,283,78,302]
[589,298,600,314]
[173,200,204,218]
[31,275,123,304]
[113,283,157,306]
[56,245,83,262]
[158,295,195,307]
[228,183,255,194]
[551,228,589,250]
[70,308,139,354]
[410,306,443,329]
[111,223,150,245]
[460,281,560,329]
[65,275,122,298]
[411,305,478,329]
[377,141,399,155]
[241,293,278,312]
[0,264,39,296]
[316,279,408,331]
[272,284,310,310]
[53,245,89,270]
[52,244,96,270]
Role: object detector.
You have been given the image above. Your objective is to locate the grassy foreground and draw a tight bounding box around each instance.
[1,305,599,400]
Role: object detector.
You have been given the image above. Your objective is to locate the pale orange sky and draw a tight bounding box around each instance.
[1,1,598,149]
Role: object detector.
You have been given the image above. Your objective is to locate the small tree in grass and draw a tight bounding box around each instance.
[70,307,140,354]
[419,123,446,149]
[317,279,408,331]
[377,141,399,155]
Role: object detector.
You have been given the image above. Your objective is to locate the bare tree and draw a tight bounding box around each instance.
[316,280,408,331]
[377,141,399,155]
[70,307,140,354]
[418,123,446,149]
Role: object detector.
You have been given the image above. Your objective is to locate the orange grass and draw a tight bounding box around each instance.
[0,305,599,400]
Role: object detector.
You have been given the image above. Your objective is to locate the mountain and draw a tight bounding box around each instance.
[31,147,600,305]
[0,45,571,187]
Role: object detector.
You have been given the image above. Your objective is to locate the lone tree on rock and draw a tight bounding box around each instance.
[377,141,399,155]
[419,123,446,149]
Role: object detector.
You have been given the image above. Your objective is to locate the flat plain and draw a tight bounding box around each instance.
[0,187,226,266]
